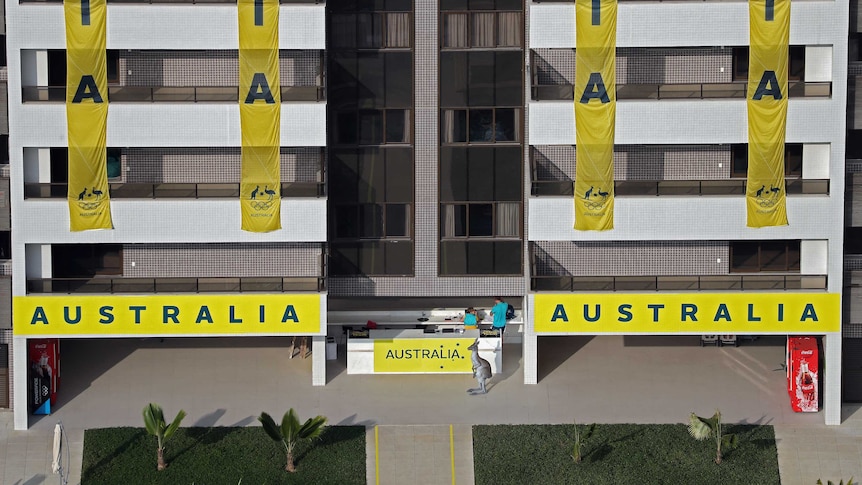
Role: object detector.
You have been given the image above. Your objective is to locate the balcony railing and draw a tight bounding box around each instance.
[530,81,832,101]
[530,178,830,197]
[27,276,326,294]
[24,181,325,199]
[22,85,325,103]
[530,274,828,292]
[21,0,322,4]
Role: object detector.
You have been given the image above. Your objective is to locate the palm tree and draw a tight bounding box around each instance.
[687,409,738,464]
[142,403,187,471]
[258,409,327,472]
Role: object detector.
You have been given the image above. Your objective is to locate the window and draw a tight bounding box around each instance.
[330,51,413,111]
[440,202,519,238]
[334,204,411,239]
[107,148,122,179]
[441,12,522,49]
[47,148,123,182]
[730,240,800,272]
[731,46,805,82]
[440,0,523,12]
[440,240,521,275]
[441,108,520,143]
[336,109,411,145]
[330,241,413,276]
[331,147,413,239]
[107,50,120,84]
[730,144,804,178]
[440,146,521,202]
[440,51,522,107]
[331,12,412,49]
[52,244,123,277]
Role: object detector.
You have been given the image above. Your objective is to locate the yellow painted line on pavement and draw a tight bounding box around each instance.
[450,424,456,485]
[375,425,380,485]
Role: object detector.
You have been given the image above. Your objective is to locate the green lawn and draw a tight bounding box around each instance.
[81,425,366,485]
[473,423,779,485]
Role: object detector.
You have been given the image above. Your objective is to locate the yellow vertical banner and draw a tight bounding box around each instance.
[574,0,616,231]
[239,0,281,232]
[65,0,113,231]
[747,0,789,227]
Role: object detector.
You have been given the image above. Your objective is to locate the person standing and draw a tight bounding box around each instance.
[490,297,508,335]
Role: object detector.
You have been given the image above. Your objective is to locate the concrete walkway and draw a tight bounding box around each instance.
[367,425,474,485]
[1,335,861,484]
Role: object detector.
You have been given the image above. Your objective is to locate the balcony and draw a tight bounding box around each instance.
[24,181,325,199]
[531,179,830,197]
[530,274,828,292]
[27,276,326,293]
[531,81,832,102]
[22,85,325,103]
[20,0,323,3]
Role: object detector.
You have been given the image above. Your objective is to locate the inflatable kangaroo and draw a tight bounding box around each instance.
[467,339,492,395]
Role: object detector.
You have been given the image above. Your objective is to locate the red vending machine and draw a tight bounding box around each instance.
[787,336,818,412]
[28,338,60,414]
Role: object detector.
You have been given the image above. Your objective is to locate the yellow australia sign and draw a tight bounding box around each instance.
[373,338,473,373]
[533,293,840,334]
[13,294,322,337]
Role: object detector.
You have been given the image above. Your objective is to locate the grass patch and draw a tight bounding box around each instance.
[82,425,365,485]
[473,423,778,485]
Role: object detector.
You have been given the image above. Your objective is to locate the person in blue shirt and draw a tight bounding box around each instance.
[460,307,479,329]
[490,297,508,335]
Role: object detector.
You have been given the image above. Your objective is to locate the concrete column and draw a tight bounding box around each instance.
[13,336,28,430]
[824,332,841,425]
[523,333,538,385]
[523,294,537,384]
[311,335,326,386]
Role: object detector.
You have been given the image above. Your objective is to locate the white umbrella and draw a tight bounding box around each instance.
[52,422,62,474]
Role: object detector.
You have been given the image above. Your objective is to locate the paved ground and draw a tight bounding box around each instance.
[0,335,859,484]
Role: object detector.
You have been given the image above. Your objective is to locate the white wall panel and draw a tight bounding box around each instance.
[9,5,325,50]
[800,240,828,275]
[529,99,843,146]
[805,46,833,82]
[15,198,327,243]
[16,103,326,147]
[531,1,845,48]
[803,144,831,179]
[528,196,840,242]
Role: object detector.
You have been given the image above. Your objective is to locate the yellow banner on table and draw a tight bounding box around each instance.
[747,0,790,227]
[239,0,281,232]
[533,293,840,335]
[65,0,113,231]
[13,294,322,337]
[574,0,616,231]
[374,338,474,373]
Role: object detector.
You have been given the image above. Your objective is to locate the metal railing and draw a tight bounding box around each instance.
[24,181,326,199]
[530,179,830,197]
[530,81,832,101]
[27,276,326,294]
[21,0,322,4]
[22,85,325,103]
[530,274,828,292]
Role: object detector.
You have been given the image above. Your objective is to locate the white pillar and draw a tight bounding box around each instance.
[311,335,325,386]
[824,332,841,425]
[523,294,538,384]
[13,336,28,430]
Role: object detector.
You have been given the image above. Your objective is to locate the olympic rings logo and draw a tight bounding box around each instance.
[251,201,274,211]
